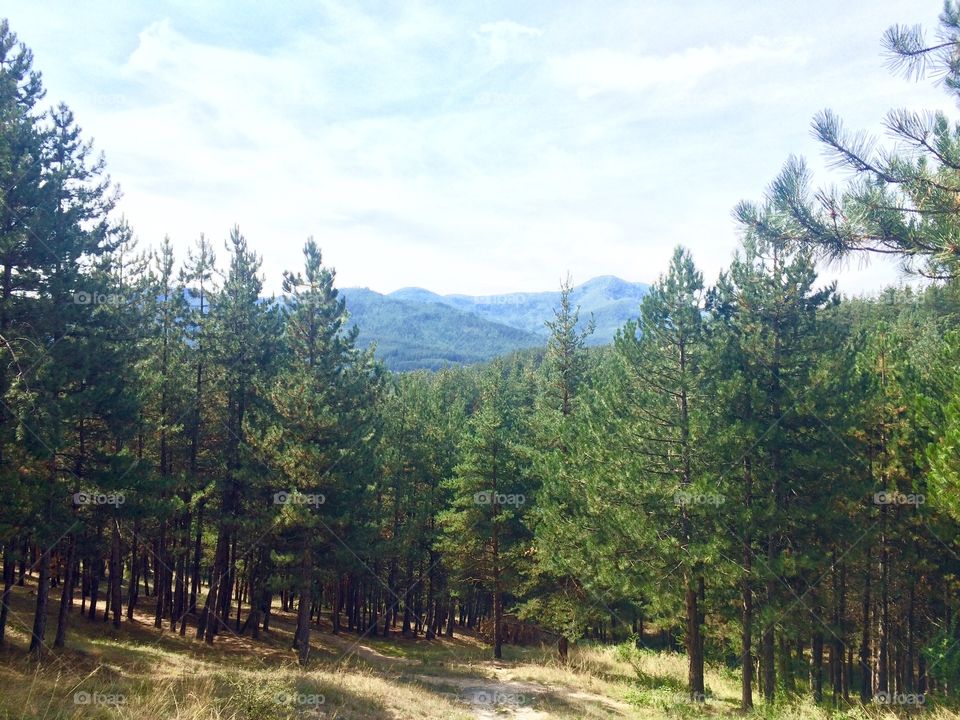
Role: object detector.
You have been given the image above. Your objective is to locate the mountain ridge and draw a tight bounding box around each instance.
[341,276,649,370]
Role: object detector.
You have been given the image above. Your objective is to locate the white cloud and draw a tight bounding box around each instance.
[551,36,810,98]
[475,19,543,65]
[6,0,951,297]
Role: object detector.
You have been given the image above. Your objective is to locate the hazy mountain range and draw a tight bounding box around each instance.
[341,276,649,371]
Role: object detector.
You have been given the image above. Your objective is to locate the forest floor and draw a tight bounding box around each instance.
[0,577,957,719]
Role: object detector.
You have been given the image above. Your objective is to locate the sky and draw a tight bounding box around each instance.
[6,0,952,295]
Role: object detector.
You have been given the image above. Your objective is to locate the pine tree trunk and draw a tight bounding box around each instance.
[368,564,379,637]
[401,557,414,636]
[832,560,845,702]
[762,545,776,702]
[294,543,312,664]
[87,530,102,620]
[0,537,14,643]
[219,532,236,630]
[54,533,76,646]
[383,560,396,637]
[17,537,27,586]
[355,579,364,635]
[413,563,424,635]
[878,537,889,695]
[173,514,186,631]
[200,529,228,642]
[446,595,455,638]
[110,521,122,628]
[493,522,503,660]
[127,522,139,620]
[780,634,794,695]
[906,583,916,693]
[154,525,166,628]
[812,632,824,703]
[141,553,151,596]
[685,575,705,700]
[425,556,436,640]
[860,563,872,701]
[763,296,783,705]
[234,555,243,633]
[262,589,272,632]
[30,544,50,656]
[741,458,754,710]
[845,645,853,700]
[243,557,267,639]
[331,577,340,634]
[80,558,87,615]
[190,502,203,613]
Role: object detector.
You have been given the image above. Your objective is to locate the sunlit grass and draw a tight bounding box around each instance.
[2,581,960,718]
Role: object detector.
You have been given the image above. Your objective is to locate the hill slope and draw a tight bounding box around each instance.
[344,276,648,370]
[342,288,543,371]
[389,275,647,345]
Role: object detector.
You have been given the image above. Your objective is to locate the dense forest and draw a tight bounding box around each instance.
[6,4,960,715]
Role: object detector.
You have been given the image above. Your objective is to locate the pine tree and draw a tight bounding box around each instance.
[707,220,836,705]
[375,369,465,640]
[523,276,596,662]
[740,2,960,280]
[0,19,46,645]
[198,227,279,644]
[440,361,533,659]
[180,233,217,625]
[616,246,709,700]
[264,237,380,662]
[18,101,117,656]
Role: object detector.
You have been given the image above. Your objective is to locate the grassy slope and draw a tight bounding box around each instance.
[1,577,957,719]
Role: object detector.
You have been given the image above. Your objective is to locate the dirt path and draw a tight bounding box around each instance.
[322,632,418,666]
[321,633,632,718]
[415,671,549,719]
[415,667,630,719]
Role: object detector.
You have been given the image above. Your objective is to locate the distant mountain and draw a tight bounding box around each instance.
[342,276,648,370]
[388,275,648,346]
[341,288,543,371]
[568,276,652,344]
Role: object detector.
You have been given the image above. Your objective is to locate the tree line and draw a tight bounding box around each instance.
[4,3,960,712]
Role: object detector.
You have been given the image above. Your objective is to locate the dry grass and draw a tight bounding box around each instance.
[1,580,959,718]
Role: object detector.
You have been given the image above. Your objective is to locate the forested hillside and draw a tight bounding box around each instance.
[340,287,544,370]
[385,275,649,342]
[5,5,960,719]
[341,276,649,369]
